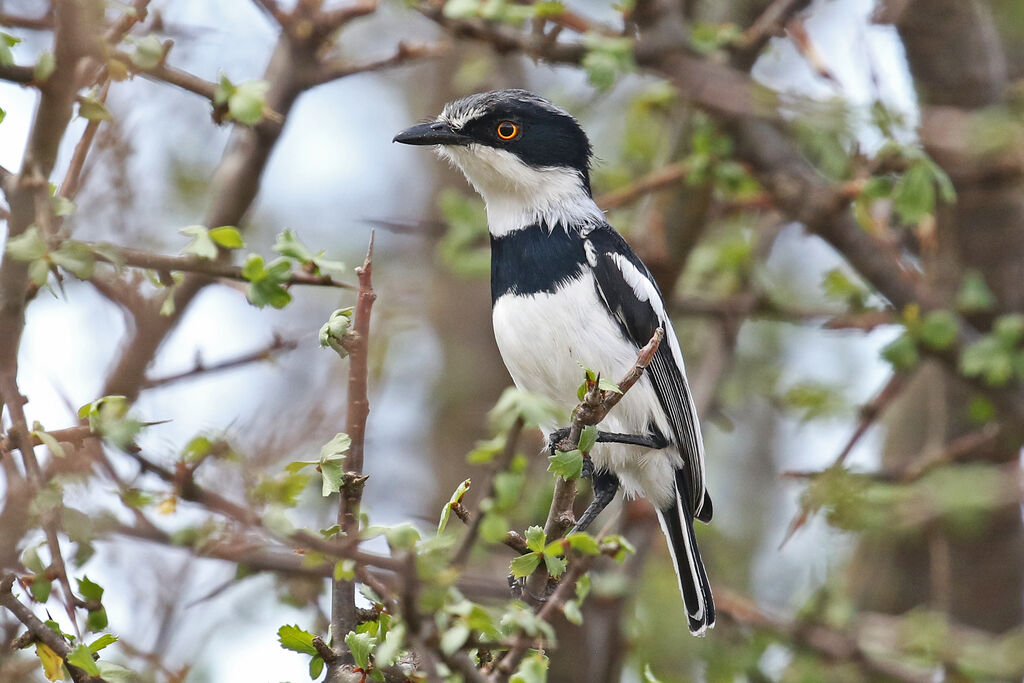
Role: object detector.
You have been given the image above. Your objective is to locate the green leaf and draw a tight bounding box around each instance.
[438,478,471,535]
[127,35,164,70]
[0,32,20,68]
[320,433,351,461]
[524,525,546,553]
[52,194,75,217]
[79,97,113,122]
[180,225,218,260]
[955,271,996,312]
[547,449,584,480]
[6,226,47,262]
[510,652,549,683]
[440,622,470,655]
[278,624,318,655]
[597,378,621,394]
[344,631,374,671]
[918,311,959,350]
[52,241,95,279]
[33,424,66,458]
[309,655,324,679]
[375,623,405,668]
[88,634,118,653]
[578,425,598,453]
[214,73,235,107]
[643,663,665,683]
[881,333,918,371]
[273,229,314,263]
[510,552,541,578]
[242,254,293,309]
[319,308,354,358]
[994,314,1024,346]
[543,553,567,578]
[228,80,269,126]
[479,512,508,543]
[565,532,601,555]
[30,577,51,603]
[208,226,244,249]
[893,162,936,225]
[77,576,104,601]
[96,661,139,682]
[489,387,564,430]
[320,460,345,497]
[68,644,100,675]
[86,607,108,631]
[334,559,356,581]
[582,34,635,90]
[34,52,55,82]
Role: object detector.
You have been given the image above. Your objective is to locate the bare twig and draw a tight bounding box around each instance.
[309,41,449,87]
[141,336,300,389]
[595,162,690,210]
[0,11,55,31]
[110,50,218,101]
[331,232,377,657]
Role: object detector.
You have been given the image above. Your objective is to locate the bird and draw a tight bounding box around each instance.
[394,89,715,635]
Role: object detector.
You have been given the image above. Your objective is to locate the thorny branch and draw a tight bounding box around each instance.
[1,574,105,683]
[331,233,377,667]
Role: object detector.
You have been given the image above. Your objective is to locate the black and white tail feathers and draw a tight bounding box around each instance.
[656,471,715,636]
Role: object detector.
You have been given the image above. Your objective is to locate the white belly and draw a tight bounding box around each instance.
[491,274,682,507]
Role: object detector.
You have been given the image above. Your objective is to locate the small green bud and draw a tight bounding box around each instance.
[319,307,354,358]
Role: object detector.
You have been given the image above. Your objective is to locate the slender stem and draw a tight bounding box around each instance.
[332,232,377,651]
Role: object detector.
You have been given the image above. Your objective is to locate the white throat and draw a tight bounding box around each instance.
[438,144,604,237]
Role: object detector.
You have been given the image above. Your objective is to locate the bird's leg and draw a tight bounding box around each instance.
[570,469,620,534]
[595,430,669,449]
[547,428,669,454]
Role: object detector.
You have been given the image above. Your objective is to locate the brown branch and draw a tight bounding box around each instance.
[0,11,55,31]
[317,0,379,33]
[141,336,299,390]
[58,81,109,201]
[91,243,356,290]
[331,233,377,658]
[0,573,105,683]
[251,0,289,26]
[594,161,689,210]
[109,50,218,101]
[308,40,449,87]
[0,63,36,85]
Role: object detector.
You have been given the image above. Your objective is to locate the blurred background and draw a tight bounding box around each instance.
[2,0,1023,681]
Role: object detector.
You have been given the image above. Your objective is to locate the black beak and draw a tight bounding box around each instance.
[393,121,471,146]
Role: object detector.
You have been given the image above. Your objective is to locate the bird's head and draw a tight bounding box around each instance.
[394,89,601,234]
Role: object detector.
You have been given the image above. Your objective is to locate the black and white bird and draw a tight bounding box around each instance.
[395,89,715,635]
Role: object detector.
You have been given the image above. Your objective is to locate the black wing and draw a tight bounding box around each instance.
[586,224,710,521]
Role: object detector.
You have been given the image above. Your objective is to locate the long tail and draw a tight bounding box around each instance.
[655,477,715,636]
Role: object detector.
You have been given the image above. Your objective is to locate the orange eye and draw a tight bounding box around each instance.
[496,121,519,140]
